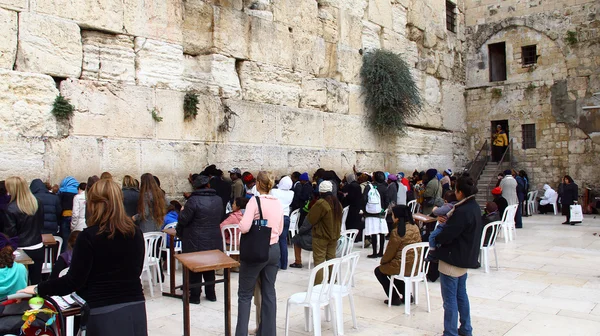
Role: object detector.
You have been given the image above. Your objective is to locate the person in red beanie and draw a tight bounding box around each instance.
[242,172,256,198]
[491,187,508,217]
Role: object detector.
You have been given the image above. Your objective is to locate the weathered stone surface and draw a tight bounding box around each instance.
[325,79,349,114]
[135,37,185,90]
[219,99,280,145]
[33,0,123,32]
[0,137,46,181]
[362,20,382,51]
[381,29,418,66]
[319,5,339,43]
[272,0,320,35]
[123,0,183,43]
[239,61,302,107]
[45,136,103,183]
[0,0,27,11]
[81,31,135,83]
[300,77,327,109]
[102,138,142,179]
[280,108,323,147]
[323,113,378,150]
[339,11,363,49]
[441,81,466,132]
[16,13,82,78]
[214,6,250,59]
[248,16,293,69]
[392,3,407,33]
[183,54,241,98]
[293,33,327,75]
[60,79,155,139]
[0,8,17,69]
[348,84,366,116]
[368,0,393,29]
[182,0,213,55]
[0,69,58,137]
[336,44,362,84]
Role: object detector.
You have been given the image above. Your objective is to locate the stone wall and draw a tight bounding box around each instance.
[464,0,600,191]
[0,0,468,195]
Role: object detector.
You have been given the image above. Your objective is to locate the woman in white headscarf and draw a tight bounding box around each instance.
[271,176,294,269]
[538,184,557,214]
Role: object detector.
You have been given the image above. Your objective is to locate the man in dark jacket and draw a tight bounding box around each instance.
[435,176,482,336]
[176,175,223,304]
[291,172,312,212]
[29,179,62,234]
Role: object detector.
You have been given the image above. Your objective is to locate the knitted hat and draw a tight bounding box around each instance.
[242,173,255,184]
[485,201,498,213]
[398,172,405,178]
[299,172,309,181]
[319,180,333,193]
[388,174,398,181]
[229,168,241,175]
[491,187,502,195]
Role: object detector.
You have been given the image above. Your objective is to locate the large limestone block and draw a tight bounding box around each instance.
[300,78,327,110]
[323,114,379,150]
[356,151,386,172]
[280,108,323,147]
[362,20,381,51]
[368,0,393,29]
[319,4,339,43]
[60,79,155,138]
[141,140,175,183]
[248,17,293,69]
[135,38,185,90]
[207,144,264,173]
[0,69,59,137]
[272,0,320,35]
[339,11,363,49]
[287,148,320,172]
[183,54,241,99]
[0,137,46,181]
[33,0,123,32]
[103,138,142,178]
[239,61,302,107]
[336,44,362,84]
[81,31,135,83]
[219,99,281,145]
[182,0,213,55]
[0,8,17,69]
[123,0,183,43]
[155,90,221,142]
[0,0,26,11]
[45,136,103,183]
[214,6,250,59]
[173,142,209,193]
[441,81,466,132]
[16,13,82,78]
[381,29,418,66]
[293,33,326,75]
[348,84,366,116]
[392,3,407,34]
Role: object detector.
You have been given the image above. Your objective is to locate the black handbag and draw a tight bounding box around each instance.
[240,196,272,263]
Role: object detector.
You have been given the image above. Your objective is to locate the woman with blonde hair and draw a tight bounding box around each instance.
[3,176,44,284]
[20,179,147,336]
[134,173,166,233]
[236,171,283,336]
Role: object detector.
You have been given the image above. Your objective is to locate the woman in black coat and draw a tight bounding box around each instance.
[560,175,578,225]
[342,173,363,240]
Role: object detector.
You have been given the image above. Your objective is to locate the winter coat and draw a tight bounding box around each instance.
[307,198,341,241]
[493,196,508,218]
[515,176,526,202]
[423,178,442,214]
[561,182,579,215]
[231,179,245,201]
[435,196,483,269]
[291,182,313,212]
[379,223,421,276]
[4,198,44,248]
[341,181,363,230]
[386,182,398,207]
[292,217,312,251]
[271,176,294,216]
[122,188,140,218]
[210,177,232,220]
[540,184,557,206]
[500,176,519,205]
[71,192,87,232]
[481,211,501,246]
[493,131,508,147]
[176,189,224,253]
[29,179,62,234]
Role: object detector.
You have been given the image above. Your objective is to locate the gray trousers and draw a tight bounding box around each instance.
[235,244,280,336]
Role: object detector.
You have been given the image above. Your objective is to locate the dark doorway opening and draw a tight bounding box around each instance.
[491,120,510,162]
[489,42,507,82]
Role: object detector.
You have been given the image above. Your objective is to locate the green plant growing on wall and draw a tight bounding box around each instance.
[360,49,422,135]
[183,92,199,120]
[150,108,163,122]
[491,88,502,99]
[525,83,536,93]
[565,31,578,45]
[51,95,74,121]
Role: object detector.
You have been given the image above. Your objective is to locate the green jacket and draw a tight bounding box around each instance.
[307,199,341,241]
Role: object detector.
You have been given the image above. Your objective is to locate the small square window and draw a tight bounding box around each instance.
[446,1,457,33]
[522,45,537,66]
[522,124,536,149]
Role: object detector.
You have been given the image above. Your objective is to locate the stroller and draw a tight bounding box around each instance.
[0,293,65,336]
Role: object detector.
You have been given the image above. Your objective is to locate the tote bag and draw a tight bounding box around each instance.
[240,196,272,263]
[570,204,584,223]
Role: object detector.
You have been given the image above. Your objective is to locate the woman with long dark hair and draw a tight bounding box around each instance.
[561,175,579,225]
[134,173,166,233]
[19,179,147,335]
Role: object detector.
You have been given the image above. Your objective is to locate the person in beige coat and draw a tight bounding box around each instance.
[374,205,422,306]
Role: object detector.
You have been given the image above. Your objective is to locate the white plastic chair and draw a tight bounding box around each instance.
[41,236,64,275]
[499,204,518,243]
[285,258,340,336]
[58,267,69,278]
[221,224,241,257]
[289,209,301,239]
[340,206,349,233]
[316,252,360,335]
[341,230,359,257]
[388,242,431,315]
[480,221,503,273]
[143,232,164,297]
[161,222,182,274]
[526,191,538,216]
[407,200,419,214]
[552,195,559,215]
[54,236,63,258]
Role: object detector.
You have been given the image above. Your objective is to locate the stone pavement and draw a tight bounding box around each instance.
[145,214,600,336]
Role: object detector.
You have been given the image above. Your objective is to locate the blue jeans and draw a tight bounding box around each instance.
[278,216,290,269]
[60,217,72,253]
[440,272,472,336]
[428,225,443,248]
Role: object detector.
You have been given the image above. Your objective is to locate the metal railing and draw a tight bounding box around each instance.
[485,138,514,202]
[467,140,489,183]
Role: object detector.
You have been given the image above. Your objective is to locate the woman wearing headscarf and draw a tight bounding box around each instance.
[271,176,294,270]
[342,173,363,240]
[58,176,79,250]
[561,175,579,225]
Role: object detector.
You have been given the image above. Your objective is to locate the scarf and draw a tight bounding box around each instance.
[59,176,79,194]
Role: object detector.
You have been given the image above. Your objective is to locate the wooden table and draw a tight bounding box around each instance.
[412,213,437,224]
[42,234,59,268]
[162,228,178,297]
[175,250,239,336]
[14,249,33,265]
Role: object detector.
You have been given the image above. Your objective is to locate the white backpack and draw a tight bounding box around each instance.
[365,183,382,214]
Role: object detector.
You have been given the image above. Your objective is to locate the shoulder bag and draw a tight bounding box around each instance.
[240,196,272,263]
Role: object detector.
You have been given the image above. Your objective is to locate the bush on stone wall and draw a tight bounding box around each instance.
[360,49,422,135]
[184,92,199,120]
[51,95,74,121]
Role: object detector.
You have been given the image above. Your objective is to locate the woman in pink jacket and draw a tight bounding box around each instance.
[220,197,248,246]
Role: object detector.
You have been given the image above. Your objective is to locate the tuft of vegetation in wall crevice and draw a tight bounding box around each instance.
[183,92,199,120]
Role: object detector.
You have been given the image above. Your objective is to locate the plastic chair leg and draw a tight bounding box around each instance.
[285,301,291,336]
[414,281,419,305]
[483,248,489,273]
[388,276,394,307]
[423,279,431,313]
[493,247,499,271]
[304,307,311,332]
[404,282,412,315]
[348,293,358,329]
[311,305,322,336]
[165,249,171,276]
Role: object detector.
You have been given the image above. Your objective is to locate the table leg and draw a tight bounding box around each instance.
[224,268,231,336]
[169,235,176,294]
[183,267,190,336]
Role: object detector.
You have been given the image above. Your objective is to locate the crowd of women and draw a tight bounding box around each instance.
[0,163,580,336]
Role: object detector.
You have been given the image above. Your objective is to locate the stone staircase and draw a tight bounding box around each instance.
[475,161,510,206]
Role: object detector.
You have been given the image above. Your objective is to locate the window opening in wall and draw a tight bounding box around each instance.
[446,1,457,33]
[489,42,507,82]
[521,45,537,66]
[522,124,536,149]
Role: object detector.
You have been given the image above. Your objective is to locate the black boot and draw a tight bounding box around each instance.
[377,234,385,257]
[367,234,379,258]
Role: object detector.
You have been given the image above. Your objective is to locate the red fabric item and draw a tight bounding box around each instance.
[401,178,411,191]
[491,187,502,195]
